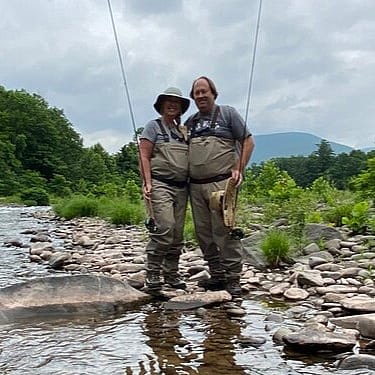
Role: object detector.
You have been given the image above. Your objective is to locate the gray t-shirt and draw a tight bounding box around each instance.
[185,105,251,140]
[140,119,185,144]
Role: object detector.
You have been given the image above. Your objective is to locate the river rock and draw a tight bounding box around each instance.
[282,327,357,352]
[283,287,309,300]
[163,290,232,310]
[331,313,375,338]
[0,274,150,323]
[338,354,375,370]
[341,295,375,313]
[305,224,344,241]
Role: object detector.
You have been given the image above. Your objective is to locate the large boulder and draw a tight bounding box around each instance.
[0,274,151,323]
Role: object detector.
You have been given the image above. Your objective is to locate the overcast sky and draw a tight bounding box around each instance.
[1,0,374,153]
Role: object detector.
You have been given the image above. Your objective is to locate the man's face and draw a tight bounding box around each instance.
[192,79,215,113]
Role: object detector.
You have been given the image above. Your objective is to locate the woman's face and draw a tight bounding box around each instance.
[161,97,182,117]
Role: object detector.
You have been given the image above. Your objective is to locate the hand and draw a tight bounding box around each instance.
[143,182,152,200]
[231,169,243,187]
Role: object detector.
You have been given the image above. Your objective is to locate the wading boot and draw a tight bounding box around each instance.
[164,275,186,290]
[198,277,226,291]
[226,278,242,298]
[145,272,163,292]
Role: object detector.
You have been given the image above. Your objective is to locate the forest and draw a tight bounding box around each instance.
[1,86,374,246]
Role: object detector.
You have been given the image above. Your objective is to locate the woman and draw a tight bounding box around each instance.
[139,87,190,292]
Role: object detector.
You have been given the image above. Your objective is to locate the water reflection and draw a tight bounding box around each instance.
[0,207,364,374]
[143,306,248,374]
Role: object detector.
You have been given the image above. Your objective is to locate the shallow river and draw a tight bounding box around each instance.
[0,206,371,375]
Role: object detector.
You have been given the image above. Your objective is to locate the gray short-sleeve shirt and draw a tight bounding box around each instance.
[140,119,185,144]
[186,105,251,140]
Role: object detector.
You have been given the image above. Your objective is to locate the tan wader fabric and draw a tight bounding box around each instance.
[146,140,188,277]
[189,178,243,279]
[189,136,236,179]
[151,143,188,181]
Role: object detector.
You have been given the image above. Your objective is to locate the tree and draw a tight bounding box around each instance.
[328,150,367,189]
[0,86,88,197]
[351,156,375,199]
[310,139,335,177]
[114,142,140,183]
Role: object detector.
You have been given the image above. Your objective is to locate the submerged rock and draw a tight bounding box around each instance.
[0,274,151,323]
[163,290,232,310]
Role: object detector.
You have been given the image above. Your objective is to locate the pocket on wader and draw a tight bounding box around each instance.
[151,143,188,181]
[189,137,236,179]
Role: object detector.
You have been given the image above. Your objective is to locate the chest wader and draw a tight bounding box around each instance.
[145,120,188,292]
[188,107,243,292]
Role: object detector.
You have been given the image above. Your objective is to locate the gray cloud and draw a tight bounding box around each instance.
[1,0,374,153]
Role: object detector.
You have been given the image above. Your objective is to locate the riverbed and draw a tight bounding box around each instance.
[0,206,371,375]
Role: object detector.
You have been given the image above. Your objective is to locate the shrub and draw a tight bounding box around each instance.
[107,200,144,225]
[323,202,354,227]
[260,229,291,267]
[20,188,49,206]
[310,177,337,204]
[342,201,372,234]
[53,195,99,219]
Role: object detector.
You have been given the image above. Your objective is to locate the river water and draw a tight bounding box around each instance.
[0,206,371,375]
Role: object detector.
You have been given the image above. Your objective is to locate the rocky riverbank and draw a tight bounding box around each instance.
[4,209,375,371]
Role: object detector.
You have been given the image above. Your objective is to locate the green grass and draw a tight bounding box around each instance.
[260,229,292,267]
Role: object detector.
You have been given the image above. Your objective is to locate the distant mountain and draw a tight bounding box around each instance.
[250,132,358,164]
[361,146,375,153]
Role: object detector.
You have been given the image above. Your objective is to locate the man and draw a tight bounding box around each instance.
[186,76,255,297]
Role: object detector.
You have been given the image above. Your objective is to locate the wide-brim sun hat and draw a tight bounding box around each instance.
[153,87,190,115]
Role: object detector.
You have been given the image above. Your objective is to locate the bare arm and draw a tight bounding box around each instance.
[139,139,154,200]
[231,135,255,187]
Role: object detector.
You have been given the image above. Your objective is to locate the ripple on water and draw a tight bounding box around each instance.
[0,207,371,375]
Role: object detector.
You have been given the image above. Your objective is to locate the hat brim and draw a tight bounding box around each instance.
[153,94,190,115]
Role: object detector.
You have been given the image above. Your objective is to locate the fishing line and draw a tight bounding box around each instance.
[244,0,262,126]
[106,0,157,232]
[106,0,138,139]
[230,0,262,240]
[237,0,263,173]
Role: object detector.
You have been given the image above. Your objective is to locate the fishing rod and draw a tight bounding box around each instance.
[106,0,157,233]
[230,0,263,240]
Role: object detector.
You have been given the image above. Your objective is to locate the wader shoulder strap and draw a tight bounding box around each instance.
[156,118,186,143]
[210,105,220,129]
[156,118,169,142]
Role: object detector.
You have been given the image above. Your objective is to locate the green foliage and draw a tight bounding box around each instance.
[183,204,196,245]
[268,172,302,201]
[310,176,337,203]
[114,142,141,184]
[273,141,370,189]
[305,211,323,223]
[329,150,368,189]
[351,157,375,199]
[103,198,144,226]
[48,174,72,197]
[0,87,83,186]
[312,139,335,176]
[342,201,372,234]
[124,179,142,201]
[260,229,292,267]
[257,161,281,193]
[53,195,145,225]
[20,188,49,206]
[323,201,355,226]
[53,195,99,219]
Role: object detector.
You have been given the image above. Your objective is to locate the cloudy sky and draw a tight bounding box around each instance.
[1,0,374,153]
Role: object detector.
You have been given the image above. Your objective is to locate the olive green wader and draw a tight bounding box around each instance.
[189,135,243,287]
[146,127,188,289]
